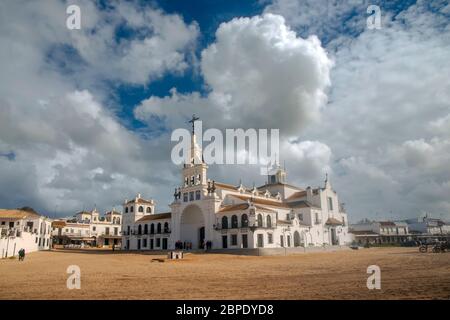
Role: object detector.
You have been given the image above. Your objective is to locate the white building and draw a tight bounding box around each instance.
[0,208,52,258]
[350,220,410,245]
[52,208,122,248]
[122,128,351,251]
[404,216,450,235]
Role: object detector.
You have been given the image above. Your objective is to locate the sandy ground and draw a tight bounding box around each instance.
[0,247,449,300]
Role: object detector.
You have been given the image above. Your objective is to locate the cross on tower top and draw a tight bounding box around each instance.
[188,114,200,134]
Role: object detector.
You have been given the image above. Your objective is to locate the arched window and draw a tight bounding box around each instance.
[231,215,238,228]
[144,224,148,234]
[117,217,120,224]
[138,225,142,235]
[146,207,151,213]
[157,223,161,234]
[138,206,144,212]
[130,206,133,212]
[257,214,263,227]
[266,215,272,228]
[241,214,248,227]
[164,222,169,233]
[222,216,228,229]
[125,207,128,213]
[150,223,154,234]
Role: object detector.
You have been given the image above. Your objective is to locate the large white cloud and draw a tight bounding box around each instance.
[0,1,199,215]
[135,13,333,136]
[266,0,450,221]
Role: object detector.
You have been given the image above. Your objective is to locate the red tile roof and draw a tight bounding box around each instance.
[325,217,343,226]
[137,212,171,222]
[0,209,41,219]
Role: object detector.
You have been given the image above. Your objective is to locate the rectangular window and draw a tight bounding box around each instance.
[114,227,118,235]
[93,226,96,231]
[231,234,238,246]
[268,233,273,244]
[287,235,291,247]
[242,234,248,248]
[183,193,188,202]
[315,212,320,224]
[195,190,201,200]
[257,234,264,248]
[328,197,333,211]
[156,238,161,247]
[280,235,284,247]
[105,227,110,235]
[189,192,194,201]
[143,239,147,247]
[298,213,303,221]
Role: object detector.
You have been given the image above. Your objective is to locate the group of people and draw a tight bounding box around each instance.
[202,240,212,251]
[174,240,212,251]
[175,240,193,250]
[18,248,26,261]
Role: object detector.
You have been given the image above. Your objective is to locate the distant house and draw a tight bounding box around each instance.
[52,208,122,248]
[0,208,52,258]
[350,220,409,245]
[404,216,450,235]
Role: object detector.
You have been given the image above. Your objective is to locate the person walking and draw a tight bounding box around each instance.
[18,248,25,261]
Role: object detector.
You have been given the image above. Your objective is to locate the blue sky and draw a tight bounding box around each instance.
[0,0,449,221]
[115,0,266,133]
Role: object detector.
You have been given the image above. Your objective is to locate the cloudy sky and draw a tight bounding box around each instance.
[0,0,449,222]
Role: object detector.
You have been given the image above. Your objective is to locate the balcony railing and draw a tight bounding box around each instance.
[129,229,172,236]
[214,223,274,231]
[0,228,22,238]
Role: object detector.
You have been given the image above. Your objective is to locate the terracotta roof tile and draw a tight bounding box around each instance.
[137,212,171,222]
[232,194,289,208]
[325,217,343,226]
[127,198,154,205]
[219,203,249,212]
[286,191,307,200]
[0,209,41,219]
[214,182,238,191]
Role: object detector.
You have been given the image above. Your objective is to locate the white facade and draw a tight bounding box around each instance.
[404,217,450,235]
[350,220,410,244]
[0,209,52,258]
[122,132,352,251]
[52,208,122,247]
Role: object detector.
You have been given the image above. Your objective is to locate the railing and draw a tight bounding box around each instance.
[0,228,22,238]
[214,223,273,231]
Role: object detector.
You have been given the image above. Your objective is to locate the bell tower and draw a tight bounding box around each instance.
[181,115,207,188]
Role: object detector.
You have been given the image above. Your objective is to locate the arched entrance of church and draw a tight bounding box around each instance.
[294,231,305,247]
[180,204,205,249]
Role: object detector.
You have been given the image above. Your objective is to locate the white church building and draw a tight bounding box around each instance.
[122,124,351,252]
[0,208,52,258]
